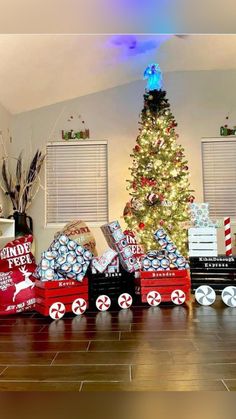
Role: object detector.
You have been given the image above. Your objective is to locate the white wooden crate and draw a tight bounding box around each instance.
[188,227,217,257]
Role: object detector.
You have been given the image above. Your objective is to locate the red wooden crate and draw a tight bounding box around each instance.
[35,278,89,316]
[136,270,188,279]
[135,270,191,304]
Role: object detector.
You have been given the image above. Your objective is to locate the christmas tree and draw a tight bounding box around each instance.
[123,64,194,255]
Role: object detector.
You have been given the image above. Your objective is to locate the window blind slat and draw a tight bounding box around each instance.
[46,142,108,224]
[202,139,236,217]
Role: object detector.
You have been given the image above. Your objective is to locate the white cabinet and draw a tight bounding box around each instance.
[0,219,15,249]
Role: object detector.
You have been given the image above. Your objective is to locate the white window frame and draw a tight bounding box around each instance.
[45,140,109,228]
[201,137,236,224]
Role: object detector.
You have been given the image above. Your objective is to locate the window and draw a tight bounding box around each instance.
[202,138,236,218]
[46,141,108,226]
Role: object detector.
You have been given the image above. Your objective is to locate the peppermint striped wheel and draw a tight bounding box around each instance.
[118,293,133,309]
[171,289,186,305]
[49,302,66,320]
[147,291,161,307]
[222,286,236,307]
[72,298,87,315]
[195,285,216,306]
[96,295,111,311]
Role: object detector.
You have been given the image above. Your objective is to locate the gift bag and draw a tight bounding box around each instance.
[55,219,97,256]
[0,235,37,314]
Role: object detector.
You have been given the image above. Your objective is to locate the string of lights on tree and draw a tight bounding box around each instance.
[123,63,194,255]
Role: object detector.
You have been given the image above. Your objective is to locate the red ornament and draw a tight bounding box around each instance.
[159,220,164,226]
[189,195,195,203]
[134,145,141,153]
[141,177,148,187]
[132,181,137,190]
[139,222,145,230]
[148,179,157,186]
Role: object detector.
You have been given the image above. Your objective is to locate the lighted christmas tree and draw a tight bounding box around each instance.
[123,64,194,255]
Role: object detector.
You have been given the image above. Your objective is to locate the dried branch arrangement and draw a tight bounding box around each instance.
[1,150,46,213]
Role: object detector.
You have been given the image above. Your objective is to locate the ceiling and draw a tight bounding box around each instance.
[0,0,235,34]
[1,34,236,114]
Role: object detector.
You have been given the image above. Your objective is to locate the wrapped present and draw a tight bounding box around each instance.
[124,230,144,269]
[154,228,189,270]
[189,203,217,228]
[38,235,93,282]
[91,248,117,274]
[142,250,170,271]
[101,221,140,273]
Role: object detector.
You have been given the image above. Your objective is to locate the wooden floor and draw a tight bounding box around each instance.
[0,298,236,391]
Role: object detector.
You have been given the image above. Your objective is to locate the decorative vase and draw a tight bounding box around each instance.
[8,212,33,237]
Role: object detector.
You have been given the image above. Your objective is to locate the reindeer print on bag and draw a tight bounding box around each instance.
[0,235,37,315]
[13,266,35,302]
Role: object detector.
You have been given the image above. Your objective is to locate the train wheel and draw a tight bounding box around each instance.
[49,302,66,320]
[118,293,133,309]
[72,298,87,315]
[222,286,236,307]
[195,285,216,306]
[147,291,161,307]
[171,289,186,305]
[96,295,111,311]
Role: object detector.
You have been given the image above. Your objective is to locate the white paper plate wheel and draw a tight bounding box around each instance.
[49,302,66,320]
[96,295,111,311]
[171,289,186,305]
[147,291,162,307]
[72,298,87,315]
[118,293,133,309]
[195,285,216,306]
[222,286,236,307]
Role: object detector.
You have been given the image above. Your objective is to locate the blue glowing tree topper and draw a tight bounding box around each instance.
[144,63,162,91]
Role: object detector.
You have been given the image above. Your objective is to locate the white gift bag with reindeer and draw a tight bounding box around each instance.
[0,235,36,314]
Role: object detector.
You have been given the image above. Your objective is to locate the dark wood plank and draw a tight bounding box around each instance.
[0,382,82,391]
[0,324,44,334]
[81,380,226,391]
[120,331,220,342]
[0,365,130,382]
[0,341,89,352]
[223,380,236,391]
[172,350,236,364]
[131,363,236,381]
[195,341,236,350]
[53,350,172,365]
[0,331,119,342]
[89,339,196,351]
[0,351,56,365]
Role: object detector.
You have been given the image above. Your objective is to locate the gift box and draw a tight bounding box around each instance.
[142,250,170,271]
[154,228,189,270]
[101,221,140,273]
[37,235,93,282]
[189,203,217,228]
[91,248,117,274]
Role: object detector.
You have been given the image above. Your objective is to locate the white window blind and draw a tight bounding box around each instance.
[46,141,108,225]
[202,138,236,217]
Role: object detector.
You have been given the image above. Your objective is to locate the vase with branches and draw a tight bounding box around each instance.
[1,149,46,236]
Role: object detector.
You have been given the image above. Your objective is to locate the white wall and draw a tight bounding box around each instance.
[0,102,12,216]
[9,69,236,259]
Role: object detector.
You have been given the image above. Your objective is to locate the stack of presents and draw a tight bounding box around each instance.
[1,202,235,320]
[33,218,191,319]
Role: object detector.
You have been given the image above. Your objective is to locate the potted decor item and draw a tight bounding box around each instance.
[1,150,46,236]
